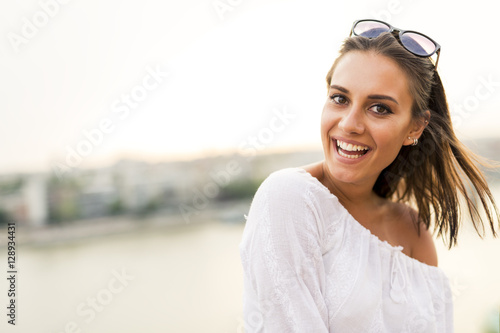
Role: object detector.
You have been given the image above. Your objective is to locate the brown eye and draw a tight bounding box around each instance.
[369,104,392,115]
[331,94,348,105]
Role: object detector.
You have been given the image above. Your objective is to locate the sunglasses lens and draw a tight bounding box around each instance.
[400,32,436,56]
[353,21,391,38]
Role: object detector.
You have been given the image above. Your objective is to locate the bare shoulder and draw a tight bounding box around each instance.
[390,202,438,267]
[301,161,324,179]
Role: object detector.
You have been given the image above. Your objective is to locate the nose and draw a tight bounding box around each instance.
[338,107,365,135]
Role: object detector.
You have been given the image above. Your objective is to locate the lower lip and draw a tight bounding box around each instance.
[332,139,371,164]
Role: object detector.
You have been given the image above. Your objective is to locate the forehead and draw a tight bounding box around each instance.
[330,51,413,105]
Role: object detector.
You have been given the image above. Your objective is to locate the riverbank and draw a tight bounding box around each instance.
[0,199,250,248]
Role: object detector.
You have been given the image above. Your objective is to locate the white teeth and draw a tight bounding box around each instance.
[336,140,369,152]
[338,150,363,159]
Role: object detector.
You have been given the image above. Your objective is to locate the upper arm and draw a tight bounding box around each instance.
[240,169,329,332]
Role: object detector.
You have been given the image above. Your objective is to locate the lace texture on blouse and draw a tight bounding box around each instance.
[239,168,454,333]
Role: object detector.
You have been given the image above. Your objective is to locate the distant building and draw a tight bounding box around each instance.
[0,174,48,226]
[0,148,326,226]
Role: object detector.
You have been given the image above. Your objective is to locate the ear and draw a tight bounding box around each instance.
[404,110,430,146]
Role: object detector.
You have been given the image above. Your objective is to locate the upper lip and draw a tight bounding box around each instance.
[332,136,372,150]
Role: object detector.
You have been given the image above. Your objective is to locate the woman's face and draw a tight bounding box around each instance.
[321,51,421,187]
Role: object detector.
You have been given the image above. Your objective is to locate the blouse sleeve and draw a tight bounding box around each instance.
[239,170,329,333]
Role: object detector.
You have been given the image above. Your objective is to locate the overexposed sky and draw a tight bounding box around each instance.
[1,0,499,174]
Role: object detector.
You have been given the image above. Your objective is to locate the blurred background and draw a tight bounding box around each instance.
[0,0,499,332]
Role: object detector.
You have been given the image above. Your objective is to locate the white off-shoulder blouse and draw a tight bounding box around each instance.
[239,168,454,332]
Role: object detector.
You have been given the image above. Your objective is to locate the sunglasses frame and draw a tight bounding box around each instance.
[350,19,441,69]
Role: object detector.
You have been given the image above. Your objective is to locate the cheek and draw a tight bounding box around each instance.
[377,135,401,152]
[320,105,337,137]
[372,124,407,156]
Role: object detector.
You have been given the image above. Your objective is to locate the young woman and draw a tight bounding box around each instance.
[239,19,499,332]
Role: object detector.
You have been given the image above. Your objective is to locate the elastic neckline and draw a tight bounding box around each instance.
[292,167,444,273]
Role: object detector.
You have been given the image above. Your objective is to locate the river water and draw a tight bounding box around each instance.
[0,221,245,333]
[1,193,500,333]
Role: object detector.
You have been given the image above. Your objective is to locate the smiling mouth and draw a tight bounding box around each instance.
[335,139,370,159]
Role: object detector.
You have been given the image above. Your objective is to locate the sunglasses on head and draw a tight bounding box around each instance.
[350,19,441,69]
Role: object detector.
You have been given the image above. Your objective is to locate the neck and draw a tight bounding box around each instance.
[320,161,382,209]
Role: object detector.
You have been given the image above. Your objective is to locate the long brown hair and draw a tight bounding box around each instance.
[325,33,499,247]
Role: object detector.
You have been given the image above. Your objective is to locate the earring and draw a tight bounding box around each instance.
[408,136,418,146]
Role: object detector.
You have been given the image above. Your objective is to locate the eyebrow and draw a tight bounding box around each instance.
[330,84,399,105]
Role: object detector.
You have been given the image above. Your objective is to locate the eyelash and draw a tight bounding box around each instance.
[329,94,393,115]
